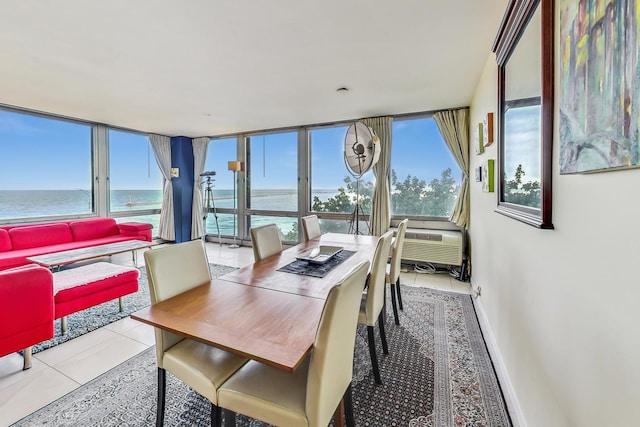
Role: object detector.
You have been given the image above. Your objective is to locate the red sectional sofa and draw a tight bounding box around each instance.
[0,217,152,271]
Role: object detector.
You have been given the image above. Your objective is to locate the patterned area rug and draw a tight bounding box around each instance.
[14,287,511,426]
[31,263,237,354]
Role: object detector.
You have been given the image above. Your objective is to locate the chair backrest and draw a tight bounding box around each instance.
[389,219,409,282]
[144,240,211,303]
[301,215,321,242]
[144,240,212,365]
[305,260,370,427]
[250,223,283,261]
[363,230,394,326]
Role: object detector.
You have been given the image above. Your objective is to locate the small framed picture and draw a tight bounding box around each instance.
[474,123,484,155]
[482,159,495,192]
[475,166,482,182]
[483,112,494,147]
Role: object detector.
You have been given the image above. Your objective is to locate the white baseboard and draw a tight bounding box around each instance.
[472,294,527,427]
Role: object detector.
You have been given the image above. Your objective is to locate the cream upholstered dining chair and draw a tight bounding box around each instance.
[300,214,321,242]
[144,240,248,427]
[216,260,370,427]
[387,219,408,325]
[359,230,394,385]
[250,223,283,261]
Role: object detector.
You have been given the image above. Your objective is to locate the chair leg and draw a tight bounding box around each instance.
[378,312,389,355]
[396,277,403,311]
[157,368,166,427]
[367,326,382,384]
[224,409,236,426]
[333,400,345,427]
[390,282,400,325]
[61,316,68,335]
[343,383,356,427]
[22,346,32,370]
[211,403,222,427]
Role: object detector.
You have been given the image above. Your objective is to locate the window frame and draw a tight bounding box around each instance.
[0,105,96,223]
[243,129,301,242]
[390,112,463,221]
[493,0,554,229]
[106,126,162,222]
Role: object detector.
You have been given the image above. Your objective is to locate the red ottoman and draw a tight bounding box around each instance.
[53,262,139,334]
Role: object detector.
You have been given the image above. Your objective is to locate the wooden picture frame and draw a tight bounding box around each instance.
[483,112,494,146]
[493,0,554,229]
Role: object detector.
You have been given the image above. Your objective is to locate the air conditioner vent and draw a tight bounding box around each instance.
[416,233,442,241]
[398,228,462,266]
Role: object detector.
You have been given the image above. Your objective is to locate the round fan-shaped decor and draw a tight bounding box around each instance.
[344,122,380,178]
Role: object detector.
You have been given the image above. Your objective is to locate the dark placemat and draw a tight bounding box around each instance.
[277,250,356,278]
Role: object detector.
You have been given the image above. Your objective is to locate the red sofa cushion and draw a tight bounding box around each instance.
[69,218,120,241]
[53,263,139,303]
[117,222,153,242]
[117,222,152,232]
[0,229,11,252]
[9,224,73,250]
[53,262,139,319]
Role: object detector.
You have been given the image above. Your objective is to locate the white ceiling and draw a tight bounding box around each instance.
[0,0,507,137]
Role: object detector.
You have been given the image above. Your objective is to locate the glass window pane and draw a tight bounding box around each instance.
[246,132,297,211]
[0,109,93,220]
[203,212,236,237]
[204,137,237,212]
[317,218,354,234]
[391,117,462,217]
[309,126,374,215]
[109,130,163,213]
[203,137,238,236]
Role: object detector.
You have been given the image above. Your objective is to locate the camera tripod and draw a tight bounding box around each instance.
[202,176,222,246]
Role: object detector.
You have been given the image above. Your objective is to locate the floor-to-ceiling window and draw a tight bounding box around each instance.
[308,124,375,233]
[0,108,93,221]
[391,115,462,219]
[108,129,162,230]
[245,131,299,242]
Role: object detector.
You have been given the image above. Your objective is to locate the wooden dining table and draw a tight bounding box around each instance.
[219,232,379,299]
[130,233,378,370]
[130,232,379,424]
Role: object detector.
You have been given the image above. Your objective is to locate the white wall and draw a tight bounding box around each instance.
[468,24,640,427]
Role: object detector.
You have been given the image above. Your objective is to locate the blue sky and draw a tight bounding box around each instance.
[206,119,461,190]
[0,110,162,190]
[504,105,541,181]
[1,109,460,191]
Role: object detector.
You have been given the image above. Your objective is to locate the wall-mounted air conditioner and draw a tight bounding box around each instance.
[400,228,463,266]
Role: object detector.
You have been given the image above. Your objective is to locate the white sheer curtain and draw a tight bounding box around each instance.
[149,134,175,241]
[362,116,392,236]
[191,137,210,240]
[434,108,470,229]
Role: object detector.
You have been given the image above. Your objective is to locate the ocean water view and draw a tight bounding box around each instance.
[0,189,340,238]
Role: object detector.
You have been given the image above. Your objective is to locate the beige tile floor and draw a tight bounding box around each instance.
[0,242,470,426]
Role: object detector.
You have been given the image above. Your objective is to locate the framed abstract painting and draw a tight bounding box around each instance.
[559,0,640,174]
